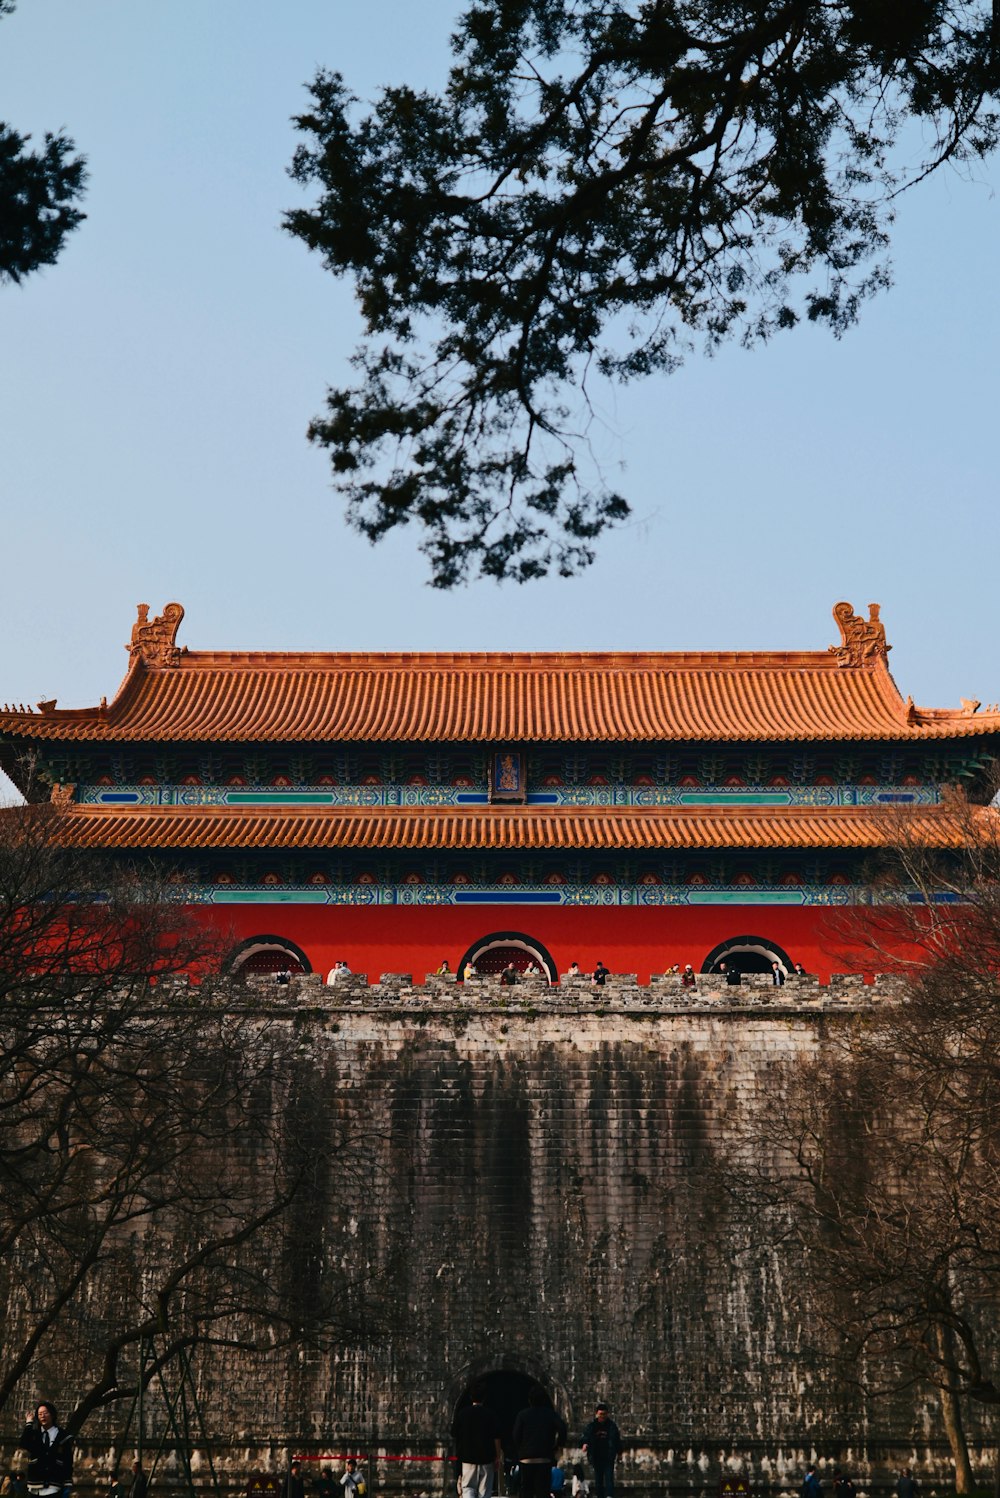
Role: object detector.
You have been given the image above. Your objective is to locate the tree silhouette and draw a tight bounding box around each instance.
[287,0,998,585]
[0,3,87,286]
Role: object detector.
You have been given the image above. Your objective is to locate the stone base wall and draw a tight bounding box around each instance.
[4,974,994,1492]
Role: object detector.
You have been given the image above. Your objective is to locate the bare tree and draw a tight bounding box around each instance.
[730,787,1000,1492]
[0,803,379,1444]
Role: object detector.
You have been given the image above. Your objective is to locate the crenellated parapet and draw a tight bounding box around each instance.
[191,969,909,1013]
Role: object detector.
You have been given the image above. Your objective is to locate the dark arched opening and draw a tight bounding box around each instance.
[452,1370,558,1460]
[225,934,312,976]
[458,931,557,983]
[701,933,793,976]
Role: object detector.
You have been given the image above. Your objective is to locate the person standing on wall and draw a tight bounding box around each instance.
[512,1388,567,1498]
[580,1404,621,1498]
[452,1382,502,1498]
[20,1403,73,1498]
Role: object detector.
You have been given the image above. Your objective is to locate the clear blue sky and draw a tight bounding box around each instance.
[1,1,998,736]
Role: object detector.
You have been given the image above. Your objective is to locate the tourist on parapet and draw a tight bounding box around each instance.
[793,962,808,976]
[567,963,582,979]
[771,962,786,986]
[832,1470,855,1498]
[315,1467,337,1498]
[592,961,610,987]
[800,1464,822,1498]
[580,1403,621,1498]
[283,1462,305,1498]
[895,1469,918,1498]
[717,961,741,986]
[452,1381,502,1498]
[437,959,452,974]
[511,1387,567,1498]
[20,1403,72,1498]
[463,961,478,980]
[500,962,519,986]
[326,961,344,984]
[340,1460,362,1498]
[129,1459,148,1498]
[525,961,540,976]
[681,965,697,989]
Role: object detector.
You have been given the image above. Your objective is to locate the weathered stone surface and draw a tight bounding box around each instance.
[3,979,993,1490]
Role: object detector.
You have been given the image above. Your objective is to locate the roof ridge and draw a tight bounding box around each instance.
[146,647,864,670]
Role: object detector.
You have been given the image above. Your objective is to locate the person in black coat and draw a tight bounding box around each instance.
[283,1463,306,1498]
[20,1403,73,1498]
[452,1383,502,1498]
[580,1405,622,1498]
[512,1388,567,1498]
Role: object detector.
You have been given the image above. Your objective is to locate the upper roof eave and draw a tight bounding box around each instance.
[3,602,999,746]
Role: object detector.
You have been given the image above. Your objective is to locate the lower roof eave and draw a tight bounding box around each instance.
[39,803,974,853]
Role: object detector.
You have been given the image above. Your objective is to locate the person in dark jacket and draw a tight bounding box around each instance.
[20,1403,72,1498]
[127,1461,147,1498]
[800,1465,822,1498]
[580,1405,621,1498]
[512,1388,567,1498]
[452,1383,502,1498]
[128,1461,147,1498]
[283,1463,305,1498]
[832,1469,855,1498]
[314,1469,337,1498]
[895,1469,918,1498]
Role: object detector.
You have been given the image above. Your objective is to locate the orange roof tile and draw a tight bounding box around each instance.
[1,650,999,744]
[2,602,998,745]
[48,803,966,851]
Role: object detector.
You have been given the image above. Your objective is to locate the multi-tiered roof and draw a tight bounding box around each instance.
[1,601,996,853]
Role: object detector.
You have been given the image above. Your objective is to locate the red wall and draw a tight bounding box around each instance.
[198,902,877,983]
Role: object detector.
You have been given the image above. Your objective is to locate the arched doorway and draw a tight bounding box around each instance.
[702,933,793,976]
[450,1360,570,1462]
[225,934,311,976]
[453,1370,539,1459]
[457,931,557,982]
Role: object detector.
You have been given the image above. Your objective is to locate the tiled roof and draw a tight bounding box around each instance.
[50,803,966,851]
[2,648,999,744]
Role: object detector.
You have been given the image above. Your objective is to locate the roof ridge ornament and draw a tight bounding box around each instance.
[829,601,890,668]
[127,602,186,668]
